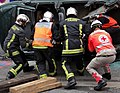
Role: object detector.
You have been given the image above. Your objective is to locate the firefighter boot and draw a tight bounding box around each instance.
[102,73,111,80]
[64,77,77,89]
[6,71,15,80]
[94,79,107,91]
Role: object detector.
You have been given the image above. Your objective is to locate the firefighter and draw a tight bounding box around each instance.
[4,14,34,80]
[32,11,58,79]
[59,7,86,89]
[86,20,116,91]
[94,14,120,45]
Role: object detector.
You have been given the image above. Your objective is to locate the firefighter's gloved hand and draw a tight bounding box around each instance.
[51,39,57,45]
[25,37,30,42]
[29,40,33,45]
[28,40,33,49]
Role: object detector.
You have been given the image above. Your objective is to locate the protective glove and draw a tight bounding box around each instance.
[51,39,57,45]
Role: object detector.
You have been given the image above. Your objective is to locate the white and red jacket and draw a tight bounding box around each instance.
[88,29,116,56]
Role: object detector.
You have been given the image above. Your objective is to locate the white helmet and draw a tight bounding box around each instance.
[66,7,77,16]
[43,11,53,22]
[15,14,30,25]
[91,20,102,28]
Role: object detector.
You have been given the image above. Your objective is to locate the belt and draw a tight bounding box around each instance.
[96,54,115,57]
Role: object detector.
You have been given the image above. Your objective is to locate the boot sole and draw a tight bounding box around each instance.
[94,83,107,91]
[64,82,77,89]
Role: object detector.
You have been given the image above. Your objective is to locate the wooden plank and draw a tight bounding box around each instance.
[0,74,38,92]
[10,77,62,93]
[34,82,62,93]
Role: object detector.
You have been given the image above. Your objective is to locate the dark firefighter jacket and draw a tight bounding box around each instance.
[59,15,86,56]
[3,24,30,56]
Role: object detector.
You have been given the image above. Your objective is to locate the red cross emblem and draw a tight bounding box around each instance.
[99,35,109,43]
[101,36,106,41]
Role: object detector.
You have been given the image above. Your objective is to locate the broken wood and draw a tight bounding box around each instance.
[10,77,62,93]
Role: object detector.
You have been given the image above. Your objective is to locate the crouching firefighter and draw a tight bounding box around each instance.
[59,7,86,89]
[32,11,57,79]
[3,14,34,80]
[86,20,116,91]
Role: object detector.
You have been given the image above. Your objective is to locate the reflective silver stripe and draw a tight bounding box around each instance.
[34,38,51,43]
[96,43,112,49]
[35,22,53,28]
[96,43,112,51]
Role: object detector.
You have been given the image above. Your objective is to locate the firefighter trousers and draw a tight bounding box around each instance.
[34,48,56,78]
[7,50,30,79]
[62,54,84,80]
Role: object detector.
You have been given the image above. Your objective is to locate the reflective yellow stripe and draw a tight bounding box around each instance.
[49,59,56,76]
[35,65,40,73]
[66,39,68,50]
[15,64,22,72]
[12,51,20,56]
[62,60,68,79]
[62,48,84,54]
[67,73,74,80]
[40,74,47,79]
[7,34,15,48]
[52,58,56,72]
[79,24,84,48]
[33,46,48,49]
[79,24,82,37]
[64,25,68,50]
[9,64,22,76]
[10,68,17,76]
[5,51,9,57]
[65,18,79,22]
[12,25,20,31]
[64,25,68,37]
[62,60,74,80]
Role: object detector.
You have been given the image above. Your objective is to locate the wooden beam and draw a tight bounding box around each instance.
[10,77,62,93]
[0,74,38,92]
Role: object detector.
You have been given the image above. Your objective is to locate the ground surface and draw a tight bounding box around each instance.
[0,59,120,93]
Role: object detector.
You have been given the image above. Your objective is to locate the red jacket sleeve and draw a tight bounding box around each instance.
[88,35,95,52]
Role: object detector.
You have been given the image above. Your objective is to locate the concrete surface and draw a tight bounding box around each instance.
[0,59,120,93]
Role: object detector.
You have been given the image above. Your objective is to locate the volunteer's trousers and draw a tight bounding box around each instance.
[7,49,30,78]
[34,48,56,78]
[62,54,84,80]
[86,55,116,83]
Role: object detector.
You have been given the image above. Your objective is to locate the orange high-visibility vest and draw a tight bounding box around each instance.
[32,22,53,48]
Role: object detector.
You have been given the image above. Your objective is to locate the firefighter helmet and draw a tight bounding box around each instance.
[15,14,30,26]
[66,7,77,16]
[43,11,53,22]
[91,20,102,28]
